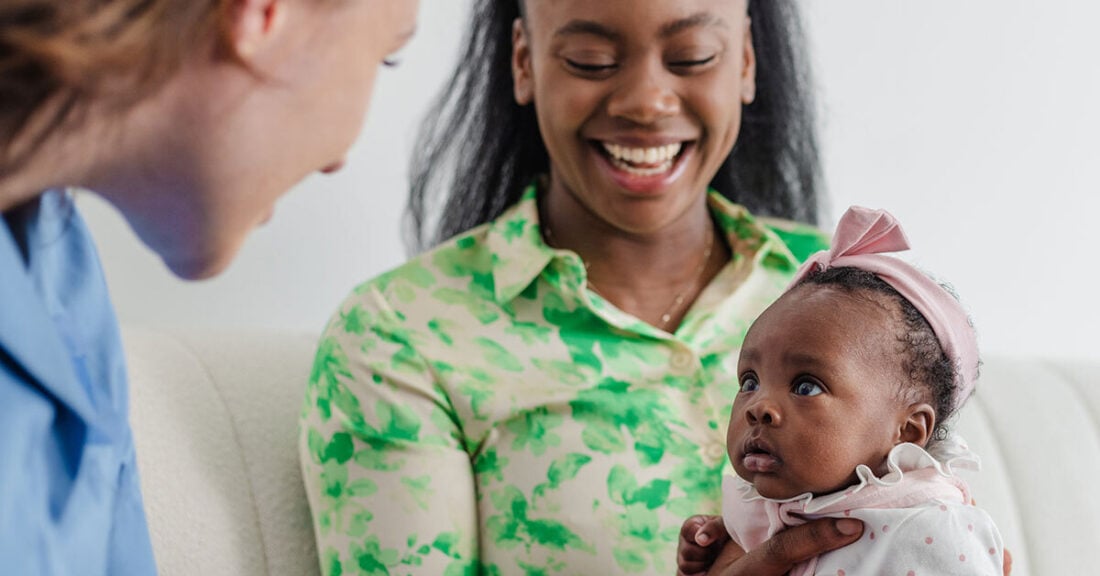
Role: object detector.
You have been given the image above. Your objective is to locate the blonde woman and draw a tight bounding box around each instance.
[0,0,418,573]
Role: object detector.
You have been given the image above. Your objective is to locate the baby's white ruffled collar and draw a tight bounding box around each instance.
[732,432,980,514]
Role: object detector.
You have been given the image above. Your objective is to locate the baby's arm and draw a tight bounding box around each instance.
[677,515,731,576]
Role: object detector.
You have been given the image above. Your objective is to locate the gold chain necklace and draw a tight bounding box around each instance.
[541,224,715,328]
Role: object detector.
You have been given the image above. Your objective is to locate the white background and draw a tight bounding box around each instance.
[82,0,1100,360]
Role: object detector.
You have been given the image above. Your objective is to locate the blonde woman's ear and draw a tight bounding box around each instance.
[898,403,935,447]
[227,0,287,61]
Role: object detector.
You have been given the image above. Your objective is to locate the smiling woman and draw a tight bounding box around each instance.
[298,1,860,576]
[409,0,821,249]
[0,0,418,572]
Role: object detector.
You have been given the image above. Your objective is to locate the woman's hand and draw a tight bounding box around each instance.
[676,515,864,576]
[678,514,1013,576]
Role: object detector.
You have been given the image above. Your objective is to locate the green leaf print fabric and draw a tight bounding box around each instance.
[299,186,827,575]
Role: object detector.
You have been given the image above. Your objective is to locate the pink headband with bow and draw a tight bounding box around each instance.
[788,206,979,410]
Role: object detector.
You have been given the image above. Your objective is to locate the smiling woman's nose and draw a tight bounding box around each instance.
[606,64,681,125]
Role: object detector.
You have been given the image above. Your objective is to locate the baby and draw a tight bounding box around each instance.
[681,207,1004,575]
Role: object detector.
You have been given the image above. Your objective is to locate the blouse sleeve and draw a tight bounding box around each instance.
[299,285,478,576]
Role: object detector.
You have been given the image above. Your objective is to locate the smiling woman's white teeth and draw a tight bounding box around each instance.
[601,142,683,165]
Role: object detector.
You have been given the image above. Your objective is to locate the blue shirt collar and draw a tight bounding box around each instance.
[0,192,95,421]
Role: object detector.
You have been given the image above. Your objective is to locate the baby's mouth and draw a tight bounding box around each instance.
[742,438,782,473]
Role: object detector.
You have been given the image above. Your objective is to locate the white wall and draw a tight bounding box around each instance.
[84,0,1099,360]
[804,0,1100,361]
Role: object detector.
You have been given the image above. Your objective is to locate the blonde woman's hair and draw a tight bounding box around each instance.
[0,0,232,175]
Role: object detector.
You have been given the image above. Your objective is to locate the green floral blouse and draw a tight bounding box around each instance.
[299,186,827,576]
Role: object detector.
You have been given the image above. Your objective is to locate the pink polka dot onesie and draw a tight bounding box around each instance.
[722,435,1004,576]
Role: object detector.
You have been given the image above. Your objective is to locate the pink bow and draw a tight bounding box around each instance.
[789,207,979,410]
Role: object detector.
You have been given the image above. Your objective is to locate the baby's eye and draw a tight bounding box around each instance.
[739,374,759,393]
[793,380,823,397]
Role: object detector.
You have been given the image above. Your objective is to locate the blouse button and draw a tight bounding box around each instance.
[670,351,694,371]
[704,443,727,464]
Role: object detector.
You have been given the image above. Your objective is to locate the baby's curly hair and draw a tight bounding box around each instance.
[796,266,969,443]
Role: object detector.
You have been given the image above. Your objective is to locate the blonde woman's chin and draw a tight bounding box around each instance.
[157,234,247,281]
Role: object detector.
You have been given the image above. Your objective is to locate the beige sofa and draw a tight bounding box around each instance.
[125,327,1100,575]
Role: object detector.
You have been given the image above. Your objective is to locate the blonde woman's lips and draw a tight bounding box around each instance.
[321,160,346,174]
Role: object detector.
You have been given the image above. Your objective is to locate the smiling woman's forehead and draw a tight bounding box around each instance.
[524,0,748,28]
[550,12,731,41]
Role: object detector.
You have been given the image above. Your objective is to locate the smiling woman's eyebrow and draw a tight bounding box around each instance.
[659,12,728,38]
[554,20,622,42]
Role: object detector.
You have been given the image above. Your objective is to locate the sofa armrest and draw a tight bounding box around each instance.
[126,327,320,576]
[955,355,1100,576]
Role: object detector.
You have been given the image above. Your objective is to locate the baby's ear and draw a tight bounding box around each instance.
[898,403,935,447]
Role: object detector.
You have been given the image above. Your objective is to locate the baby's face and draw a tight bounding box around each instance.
[728,285,913,499]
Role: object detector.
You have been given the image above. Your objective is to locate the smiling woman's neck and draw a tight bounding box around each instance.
[539,184,730,330]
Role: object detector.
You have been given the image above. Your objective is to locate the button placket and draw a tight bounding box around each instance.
[668,344,729,467]
[691,349,737,465]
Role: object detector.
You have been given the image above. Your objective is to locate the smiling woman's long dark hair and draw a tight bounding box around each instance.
[407,0,822,250]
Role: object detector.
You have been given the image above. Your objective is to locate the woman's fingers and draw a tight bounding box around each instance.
[723,518,864,576]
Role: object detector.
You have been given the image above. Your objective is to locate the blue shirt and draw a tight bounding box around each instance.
[0,191,156,575]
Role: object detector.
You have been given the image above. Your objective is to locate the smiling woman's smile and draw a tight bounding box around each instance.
[593,138,693,194]
[599,141,684,174]
[513,0,756,236]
